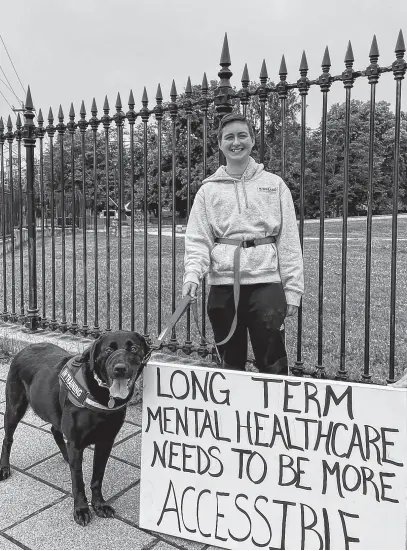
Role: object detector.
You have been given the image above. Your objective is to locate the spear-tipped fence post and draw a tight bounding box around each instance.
[101,95,112,332]
[113,92,125,331]
[23,86,39,331]
[314,46,332,379]
[113,93,126,219]
[292,51,310,378]
[337,41,356,381]
[258,59,268,164]
[199,72,210,358]
[200,72,209,126]
[214,33,233,116]
[89,98,101,338]
[297,51,310,95]
[77,101,89,335]
[154,83,163,336]
[168,80,179,351]
[201,72,208,98]
[240,63,250,117]
[319,46,332,92]
[6,116,15,321]
[56,105,68,333]
[343,40,356,88]
[46,107,57,331]
[126,90,137,332]
[0,117,6,322]
[6,115,16,322]
[141,86,151,342]
[277,55,288,180]
[184,76,193,355]
[215,33,233,122]
[215,33,233,167]
[363,35,380,382]
[14,112,25,325]
[366,34,380,84]
[67,103,78,335]
[388,30,407,383]
[36,108,47,329]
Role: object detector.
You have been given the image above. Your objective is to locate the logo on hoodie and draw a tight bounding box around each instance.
[257,186,277,193]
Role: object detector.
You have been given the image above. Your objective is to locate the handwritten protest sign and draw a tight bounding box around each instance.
[140,360,407,549]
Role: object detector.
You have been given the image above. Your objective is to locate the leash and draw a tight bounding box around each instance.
[60,305,216,410]
[140,295,221,370]
[213,235,276,345]
[139,235,277,369]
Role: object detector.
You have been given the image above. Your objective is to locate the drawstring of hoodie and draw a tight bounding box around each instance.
[233,182,241,214]
[233,179,249,213]
[242,180,249,208]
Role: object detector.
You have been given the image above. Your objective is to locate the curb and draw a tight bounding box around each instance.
[0,321,93,357]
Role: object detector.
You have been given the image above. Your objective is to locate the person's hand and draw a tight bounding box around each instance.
[286,304,298,317]
[182,282,198,302]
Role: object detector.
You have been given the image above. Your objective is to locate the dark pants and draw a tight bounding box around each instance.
[207,282,288,375]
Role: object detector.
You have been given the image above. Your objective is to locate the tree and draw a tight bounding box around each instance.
[38,91,407,220]
[305,100,407,217]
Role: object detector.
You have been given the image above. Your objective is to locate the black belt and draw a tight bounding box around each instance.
[213,236,277,346]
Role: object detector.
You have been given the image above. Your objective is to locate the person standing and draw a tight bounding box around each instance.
[182,113,304,375]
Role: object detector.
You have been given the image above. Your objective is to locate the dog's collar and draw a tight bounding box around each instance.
[94,371,109,389]
[92,348,145,388]
[59,356,129,412]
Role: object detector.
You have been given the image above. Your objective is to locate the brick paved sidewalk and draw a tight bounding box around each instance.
[0,324,221,551]
[0,362,218,550]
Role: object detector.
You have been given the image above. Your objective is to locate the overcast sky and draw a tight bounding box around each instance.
[0,0,406,130]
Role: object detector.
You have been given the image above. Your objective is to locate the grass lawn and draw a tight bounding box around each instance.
[296,216,407,384]
[1,216,406,384]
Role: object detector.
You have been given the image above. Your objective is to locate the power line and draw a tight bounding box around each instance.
[0,75,21,103]
[0,86,14,112]
[0,34,26,97]
[0,64,22,106]
[0,64,16,98]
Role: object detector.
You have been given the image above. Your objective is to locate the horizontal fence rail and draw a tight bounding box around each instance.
[0,31,406,384]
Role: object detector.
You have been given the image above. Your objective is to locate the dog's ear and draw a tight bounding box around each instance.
[79,346,91,365]
[79,339,99,371]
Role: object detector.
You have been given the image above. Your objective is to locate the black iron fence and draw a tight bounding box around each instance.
[0,32,406,383]
[0,188,25,237]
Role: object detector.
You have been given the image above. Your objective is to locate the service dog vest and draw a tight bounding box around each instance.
[59,356,128,412]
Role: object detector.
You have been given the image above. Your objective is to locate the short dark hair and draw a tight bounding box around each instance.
[217,113,255,143]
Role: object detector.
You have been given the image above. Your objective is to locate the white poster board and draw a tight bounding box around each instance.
[140,361,407,550]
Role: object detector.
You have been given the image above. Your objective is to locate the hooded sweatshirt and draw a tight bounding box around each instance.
[183,157,304,307]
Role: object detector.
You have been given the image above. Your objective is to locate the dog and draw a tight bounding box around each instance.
[0,330,148,526]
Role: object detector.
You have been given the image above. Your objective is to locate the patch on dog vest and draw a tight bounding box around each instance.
[60,363,87,405]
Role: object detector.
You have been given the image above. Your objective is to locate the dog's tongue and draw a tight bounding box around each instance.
[109,379,129,399]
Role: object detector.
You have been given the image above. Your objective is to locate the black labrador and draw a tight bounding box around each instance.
[0,330,148,526]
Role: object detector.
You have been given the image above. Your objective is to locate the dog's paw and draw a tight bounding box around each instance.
[0,466,11,481]
[73,507,92,526]
[92,502,115,518]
